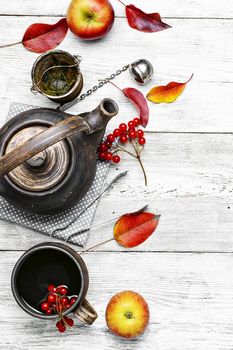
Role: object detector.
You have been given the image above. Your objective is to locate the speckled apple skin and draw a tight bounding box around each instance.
[105,290,150,339]
[67,0,115,40]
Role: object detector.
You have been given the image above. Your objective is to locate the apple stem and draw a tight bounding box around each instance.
[80,238,115,255]
[0,41,21,49]
[117,0,126,6]
[125,311,135,319]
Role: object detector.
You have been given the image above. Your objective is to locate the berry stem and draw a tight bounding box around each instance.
[60,314,70,328]
[116,145,137,158]
[139,145,144,156]
[0,41,22,48]
[80,238,115,255]
[137,156,148,187]
[131,140,147,186]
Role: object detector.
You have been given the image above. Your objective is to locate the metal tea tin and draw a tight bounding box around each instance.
[31,50,83,104]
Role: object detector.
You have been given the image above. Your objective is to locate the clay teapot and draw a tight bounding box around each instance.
[0,98,118,213]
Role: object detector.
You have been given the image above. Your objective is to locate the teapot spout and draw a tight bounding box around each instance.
[100,98,119,117]
[85,98,118,134]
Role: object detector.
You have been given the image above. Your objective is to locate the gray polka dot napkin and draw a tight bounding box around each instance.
[0,102,110,247]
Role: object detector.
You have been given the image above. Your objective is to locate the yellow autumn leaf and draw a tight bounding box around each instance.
[146,74,193,104]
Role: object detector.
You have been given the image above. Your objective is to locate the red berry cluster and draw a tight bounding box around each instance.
[97,117,146,163]
[41,284,78,333]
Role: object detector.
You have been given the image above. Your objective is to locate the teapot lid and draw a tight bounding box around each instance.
[4,126,70,192]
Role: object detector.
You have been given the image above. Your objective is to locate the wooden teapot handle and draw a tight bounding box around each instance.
[0,115,90,177]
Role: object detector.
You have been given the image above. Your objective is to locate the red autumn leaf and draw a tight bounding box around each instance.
[22,18,68,53]
[114,210,160,248]
[123,87,149,128]
[125,5,171,33]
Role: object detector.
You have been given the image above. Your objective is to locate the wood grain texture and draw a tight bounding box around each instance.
[0,133,232,252]
[0,17,233,132]
[0,0,233,18]
[0,251,233,350]
[0,1,233,349]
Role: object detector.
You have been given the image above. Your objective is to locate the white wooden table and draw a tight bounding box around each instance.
[0,1,233,349]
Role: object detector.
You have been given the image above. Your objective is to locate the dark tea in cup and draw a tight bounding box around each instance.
[11,242,97,324]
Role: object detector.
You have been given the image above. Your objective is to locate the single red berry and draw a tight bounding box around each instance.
[104,152,113,161]
[47,284,55,292]
[128,130,137,139]
[106,141,112,149]
[64,316,74,327]
[61,297,69,306]
[120,135,128,143]
[59,287,68,296]
[98,151,106,160]
[128,127,135,133]
[47,294,57,304]
[128,120,135,129]
[66,303,71,309]
[70,297,77,306]
[56,320,64,329]
[46,309,53,315]
[138,137,146,145]
[58,326,66,333]
[133,117,141,126]
[50,303,56,309]
[119,123,127,132]
[99,143,108,152]
[137,129,144,138]
[107,134,115,143]
[56,320,66,333]
[41,302,49,311]
[113,128,121,137]
[112,155,121,164]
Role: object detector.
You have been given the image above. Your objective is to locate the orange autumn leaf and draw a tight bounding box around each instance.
[114,209,160,248]
[146,74,193,104]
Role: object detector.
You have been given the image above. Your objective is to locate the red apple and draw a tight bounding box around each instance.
[105,291,150,339]
[67,0,115,40]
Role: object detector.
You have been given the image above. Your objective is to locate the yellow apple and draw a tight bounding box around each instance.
[105,290,150,339]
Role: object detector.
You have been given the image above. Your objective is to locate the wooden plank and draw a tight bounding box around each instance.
[0,133,233,252]
[0,0,233,18]
[0,251,233,349]
[0,17,233,132]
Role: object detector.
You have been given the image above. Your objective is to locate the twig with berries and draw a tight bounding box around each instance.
[41,284,78,333]
[97,117,147,186]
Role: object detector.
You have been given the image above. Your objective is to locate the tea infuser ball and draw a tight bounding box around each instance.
[29,51,155,111]
[129,59,154,85]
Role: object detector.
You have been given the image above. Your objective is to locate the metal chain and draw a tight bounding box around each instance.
[59,64,129,111]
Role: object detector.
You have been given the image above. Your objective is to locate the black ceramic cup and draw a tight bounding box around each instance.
[11,242,97,325]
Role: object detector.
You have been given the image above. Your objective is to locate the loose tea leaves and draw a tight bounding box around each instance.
[147,74,194,104]
[34,62,78,96]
